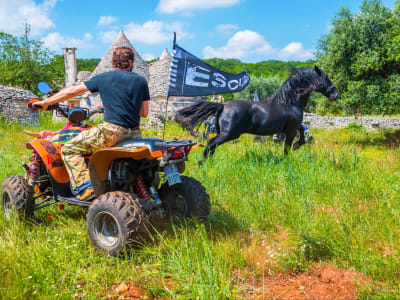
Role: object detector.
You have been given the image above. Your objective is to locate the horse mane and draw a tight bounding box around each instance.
[268,68,318,105]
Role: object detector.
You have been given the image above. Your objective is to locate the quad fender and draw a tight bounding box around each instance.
[89,147,160,196]
[89,142,203,197]
[26,140,69,184]
[89,143,203,182]
[26,139,73,197]
[89,147,160,180]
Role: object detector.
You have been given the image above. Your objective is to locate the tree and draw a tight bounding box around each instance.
[316,0,400,115]
[0,24,60,93]
[233,75,281,101]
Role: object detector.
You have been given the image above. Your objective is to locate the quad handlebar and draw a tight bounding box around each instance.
[28,98,104,122]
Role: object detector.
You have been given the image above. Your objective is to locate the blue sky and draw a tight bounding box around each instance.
[0,0,397,62]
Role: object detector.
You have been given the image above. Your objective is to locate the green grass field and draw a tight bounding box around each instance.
[0,115,400,299]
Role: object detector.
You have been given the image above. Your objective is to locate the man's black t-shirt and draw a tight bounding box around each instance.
[84,69,150,129]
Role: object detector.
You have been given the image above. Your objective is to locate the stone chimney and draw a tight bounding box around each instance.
[63,48,77,87]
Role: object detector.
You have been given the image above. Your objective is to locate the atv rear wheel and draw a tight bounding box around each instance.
[1,175,34,218]
[87,191,147,256]
[159,176,210,218]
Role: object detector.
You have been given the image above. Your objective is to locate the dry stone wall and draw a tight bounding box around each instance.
[0,85,39,125]
[303,113,400,129]
[148,98,200,128]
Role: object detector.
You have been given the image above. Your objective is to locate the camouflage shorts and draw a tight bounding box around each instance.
[61,122,141,191]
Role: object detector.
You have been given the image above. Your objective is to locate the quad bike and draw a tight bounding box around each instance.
[1,88,210,256]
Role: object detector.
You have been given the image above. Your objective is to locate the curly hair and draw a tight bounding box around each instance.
[112,47,134,69]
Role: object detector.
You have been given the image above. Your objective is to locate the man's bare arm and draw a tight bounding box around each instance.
[140,100,149,117]
[33,83,89,110]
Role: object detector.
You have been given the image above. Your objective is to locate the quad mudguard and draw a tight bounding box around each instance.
[89,146,162,196]
[26,139,73,197]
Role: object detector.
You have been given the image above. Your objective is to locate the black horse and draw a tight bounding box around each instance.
[175,66,338,160]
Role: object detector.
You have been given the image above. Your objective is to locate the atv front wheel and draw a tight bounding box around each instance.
[159,176,210,218]
[87,191,147,256]
[1,175,34,218]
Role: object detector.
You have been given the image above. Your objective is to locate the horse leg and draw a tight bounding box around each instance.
[284,126,298,155]
[202,132,238,160]
[293,125,305,150]
[203,136,217,159]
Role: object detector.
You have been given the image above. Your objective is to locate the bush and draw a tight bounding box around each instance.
[345,123,366,132]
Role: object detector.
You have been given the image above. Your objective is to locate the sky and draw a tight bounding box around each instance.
[0,0,397,63]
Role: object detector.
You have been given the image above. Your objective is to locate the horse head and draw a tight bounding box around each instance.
[313,66,338,101]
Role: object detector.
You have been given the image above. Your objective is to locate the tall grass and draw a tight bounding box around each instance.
[0,116,399,298]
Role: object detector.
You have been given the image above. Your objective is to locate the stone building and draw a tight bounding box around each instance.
[148,48,171,101]
[0,85,39,125]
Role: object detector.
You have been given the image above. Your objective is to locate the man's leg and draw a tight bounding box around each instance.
[61,126,102,194]
[61,122,141,199]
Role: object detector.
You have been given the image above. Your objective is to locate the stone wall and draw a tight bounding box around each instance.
[0,85,39,125]
[148,98,200,128]
[303,113,400,129]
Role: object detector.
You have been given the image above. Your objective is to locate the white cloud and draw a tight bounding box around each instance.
[97,16,117,26]
[278,42,314,60]
[100,30,119,44]
[141,53,156,61]
[215,24,238,36]
[204,30,315,61]
[203,30,275,60]
[124,20,188,45]
[157,0,241,14]
[41,32,94,51]
[0,0,59,36]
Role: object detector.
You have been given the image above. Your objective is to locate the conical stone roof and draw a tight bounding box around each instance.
[148,48,172,99]
[89,30,149,80]
[159,48,171,60]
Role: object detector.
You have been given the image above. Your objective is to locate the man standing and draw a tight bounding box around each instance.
[33,47,150,200]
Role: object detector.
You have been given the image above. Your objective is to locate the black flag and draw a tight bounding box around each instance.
[167,34,250,97]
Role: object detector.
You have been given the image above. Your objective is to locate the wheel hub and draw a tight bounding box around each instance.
[1,191,12,215]
[93,212,121,248]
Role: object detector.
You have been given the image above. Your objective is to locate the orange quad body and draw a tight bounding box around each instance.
[26,135,199,199]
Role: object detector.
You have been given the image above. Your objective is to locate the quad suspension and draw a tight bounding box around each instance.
[29,150,41,180]
[133,175,162,206]
[134,176,151,201]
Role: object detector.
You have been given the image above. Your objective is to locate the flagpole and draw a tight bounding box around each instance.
[162,32,176,140]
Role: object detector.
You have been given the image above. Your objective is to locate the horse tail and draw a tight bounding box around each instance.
[175,100,224,136]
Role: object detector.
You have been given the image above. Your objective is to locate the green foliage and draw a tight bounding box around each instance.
[345,123,367,132]
[317,0,400,115]
[0,24,60,93]
[77,57,100,73]
[233,75,281,100]
[204,58,315,80]
[145,58,158,64]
